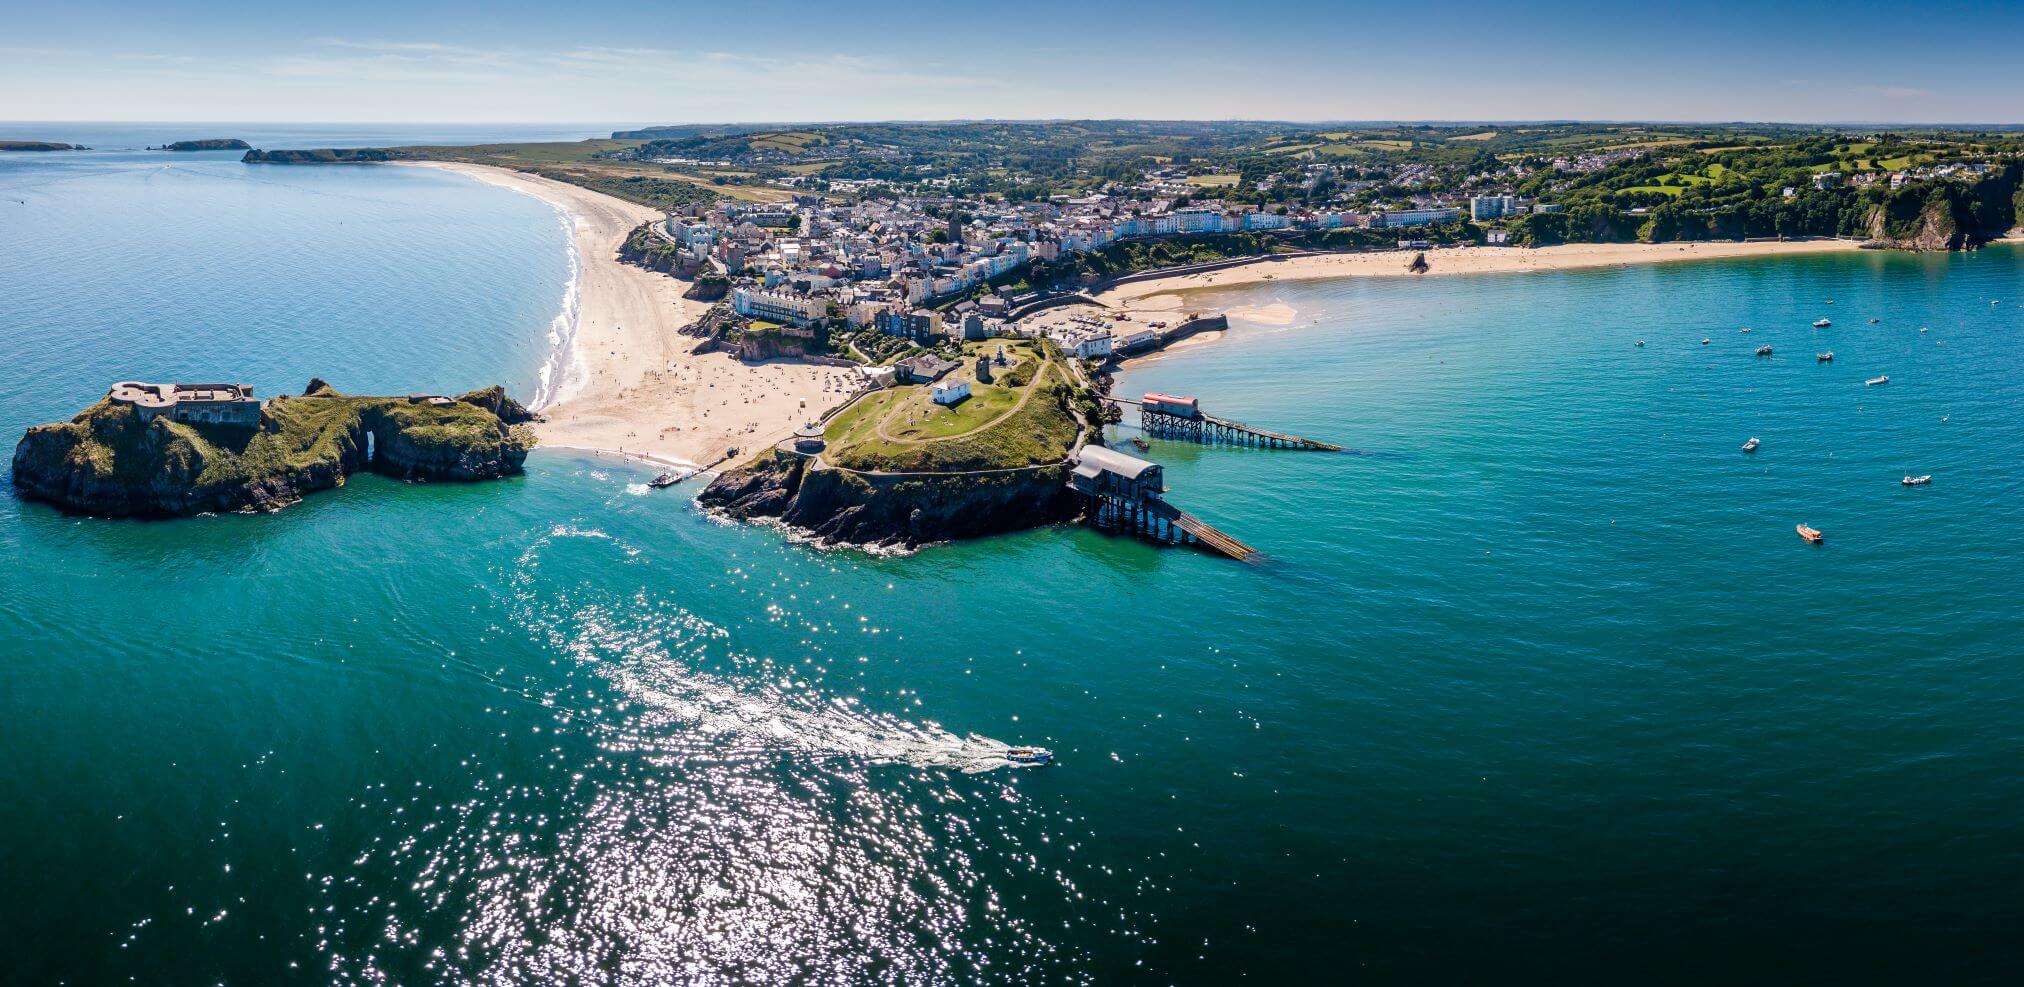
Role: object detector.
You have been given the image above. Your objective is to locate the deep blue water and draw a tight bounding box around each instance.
[3,128,2023,984]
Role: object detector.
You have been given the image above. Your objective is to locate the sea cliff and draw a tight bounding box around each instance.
[1861,164,2024,251]
[697,449,1081,550]
[12,380,536,518]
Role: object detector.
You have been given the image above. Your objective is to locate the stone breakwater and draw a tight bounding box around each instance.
[12,379,537,518]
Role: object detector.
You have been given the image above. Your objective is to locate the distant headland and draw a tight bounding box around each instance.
[0,140,84,152]
[153,138,251,152]
[12,378,537,518]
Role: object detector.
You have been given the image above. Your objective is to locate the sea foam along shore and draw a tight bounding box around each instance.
[398,162,847,471]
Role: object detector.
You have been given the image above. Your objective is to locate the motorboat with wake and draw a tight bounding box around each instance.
[1005,746,1053,766]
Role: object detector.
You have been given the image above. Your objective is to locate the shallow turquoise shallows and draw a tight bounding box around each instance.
[4,131,2023,984]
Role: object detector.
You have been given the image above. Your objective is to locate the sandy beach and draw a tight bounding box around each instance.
[403,162,848,470]
[1096,238,1866,309]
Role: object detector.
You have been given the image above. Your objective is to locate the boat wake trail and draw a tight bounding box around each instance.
[509,524,1034,773]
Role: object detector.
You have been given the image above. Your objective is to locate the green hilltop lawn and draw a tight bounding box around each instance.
[822,340,1083,473]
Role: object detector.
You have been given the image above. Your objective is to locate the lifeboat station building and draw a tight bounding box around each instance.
[107,381,264,426]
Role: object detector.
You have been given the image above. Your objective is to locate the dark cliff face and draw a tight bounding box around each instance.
[11,382,534,519]
[1863,164,2024,251]
[697,450,1082,550]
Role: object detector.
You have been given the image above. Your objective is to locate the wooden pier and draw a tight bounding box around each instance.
[1110,397,1342,451]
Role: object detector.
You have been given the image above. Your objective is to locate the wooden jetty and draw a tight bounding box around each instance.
[1110,394,1342,451]
[1069,446,1257,561]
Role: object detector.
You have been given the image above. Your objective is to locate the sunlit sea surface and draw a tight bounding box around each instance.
[3,127,2022,984]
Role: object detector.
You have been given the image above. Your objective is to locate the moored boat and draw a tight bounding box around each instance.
[1813,318,1832,328]
[1866,375,1889,386]
[1817,351,1833,362]
[1755,345,1773,356]
[1901,474,1932,486]
[1797,523,1824,545]
[1742,437,1759,452]
[648,471,679,488]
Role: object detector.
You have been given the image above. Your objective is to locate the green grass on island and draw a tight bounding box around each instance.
[821,340,1084,473]
[19,384,536,494]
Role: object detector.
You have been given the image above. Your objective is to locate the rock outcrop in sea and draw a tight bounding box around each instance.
[11,380,536,518]
[698,449,1081,551]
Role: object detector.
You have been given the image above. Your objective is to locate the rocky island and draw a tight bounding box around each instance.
[697,338,1091,550]
[155,138,252,151]
[12,379,536,518]
[0,140,82,151]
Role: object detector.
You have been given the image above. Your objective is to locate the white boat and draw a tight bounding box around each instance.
[1742,437,1760,452]
[1813,318,1832,328]
[1005,746,1053,766]
[1635,340,1646,347]
[1902,475,1932,486]
[1817,351,1833,362]
[1866,375,1889,386]
[1701,338,1711,345]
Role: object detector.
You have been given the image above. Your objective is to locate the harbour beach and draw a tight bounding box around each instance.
[1072,238,1878,364]
[402,161,848,470]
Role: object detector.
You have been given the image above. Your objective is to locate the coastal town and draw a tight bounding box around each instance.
[597,122,2022,389]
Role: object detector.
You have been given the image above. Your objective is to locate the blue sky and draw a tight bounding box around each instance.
[4,0,2018,124]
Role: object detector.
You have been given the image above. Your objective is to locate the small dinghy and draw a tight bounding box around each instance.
[1635,340,1646,347]
[1701,338,1711,345]
[1813,318,1832,328]
[1755,345,1773,356]
[1797,523,1824,545]
[1742,437,1760,453]
[1866,375,1889,386]
[1130,436,1151,452]
[1901,475,1932,487]
[1817,351,1833,362]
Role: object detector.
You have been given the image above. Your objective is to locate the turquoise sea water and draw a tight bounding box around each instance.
[4,132,2024,983]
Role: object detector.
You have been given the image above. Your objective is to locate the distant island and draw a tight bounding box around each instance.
[0,140,82,152]
[243,147,395,164]
[12,378,536,518]
[154,138,251,151]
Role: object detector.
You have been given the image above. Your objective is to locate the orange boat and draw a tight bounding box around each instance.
[1797,523,1824,545]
